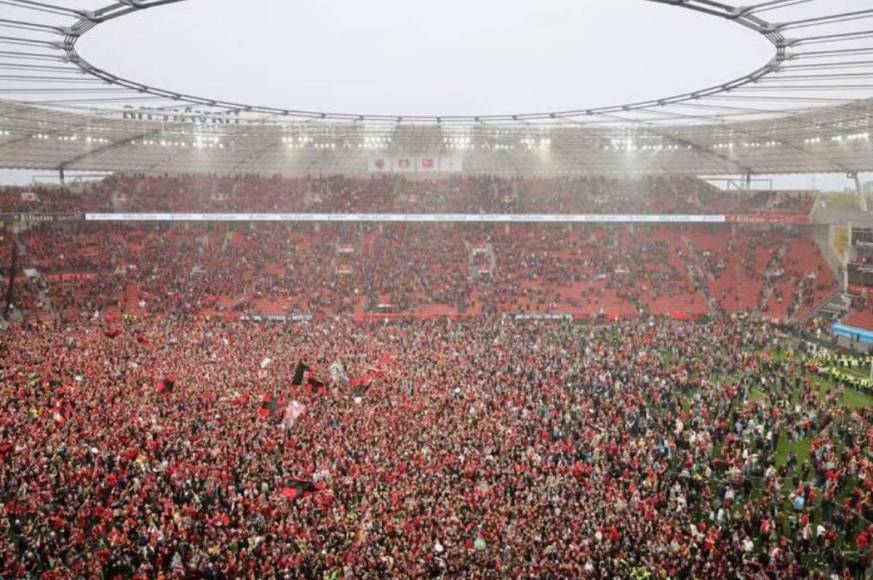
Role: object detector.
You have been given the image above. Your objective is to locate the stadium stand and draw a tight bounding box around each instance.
[2,220,836,323]
[0,175,817,216]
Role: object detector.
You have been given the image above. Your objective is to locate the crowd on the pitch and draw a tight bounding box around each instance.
[0,176,854,578]
[0,317,871,578]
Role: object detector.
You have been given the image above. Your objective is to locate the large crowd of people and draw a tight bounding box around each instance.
[0,174,816,216]
[1,176,863,578]
[0,317,871,577]
[3,222,835,324]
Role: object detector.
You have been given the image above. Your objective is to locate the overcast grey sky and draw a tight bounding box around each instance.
[76,0,773,117]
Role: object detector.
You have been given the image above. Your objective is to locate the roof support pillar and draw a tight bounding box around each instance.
[849,172,867,212]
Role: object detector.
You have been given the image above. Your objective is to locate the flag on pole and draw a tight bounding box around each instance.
[292,361,310,386]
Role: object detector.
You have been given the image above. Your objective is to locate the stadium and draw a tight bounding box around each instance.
[1,0,873,577]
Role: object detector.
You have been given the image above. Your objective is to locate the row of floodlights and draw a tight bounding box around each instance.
[831,133,869,143]
[283,136,337,150]
[520,138,552,151]
[19,132,873,151]
[28,134,227,148]
[607,139,691,152]
[712,141,779,150]
[803,133,869,145]
[708,133,871,149]
[445,136,472,151]
[285,135,395,150]
[280,135,548,152]
[32,134,111,144]
[136,139,225,149]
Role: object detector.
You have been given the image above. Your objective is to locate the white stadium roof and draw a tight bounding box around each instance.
[1,0,873,176]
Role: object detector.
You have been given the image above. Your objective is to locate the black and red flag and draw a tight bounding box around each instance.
[349,369,386,394]
[259,394,279,419]
[292,361,328,394]
[305,375,327,394]
[279,478,318,500]
[292,362,310,386]
[348,354,395,395]
[157,375,176,395]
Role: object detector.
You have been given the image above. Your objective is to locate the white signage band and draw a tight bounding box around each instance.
[85,213,727,224]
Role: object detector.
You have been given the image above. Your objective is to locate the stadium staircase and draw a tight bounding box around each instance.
[13,237,55,321]
[127,282,143,312]
[680,235,719,315]
[362,232,377,257]
[807,291,852,322]
[756,242,788,318]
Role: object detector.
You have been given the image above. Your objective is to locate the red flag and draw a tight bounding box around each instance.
[279,478,317,500]
[349,369,385,389]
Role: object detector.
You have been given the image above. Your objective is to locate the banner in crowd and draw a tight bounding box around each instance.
[9,212,810,225]
[726,213,811,225]
[368,157,463,174]
[508,313,574,322]
[42,272,98,283]
[86,213,729,223]
[241,314,313,323]
[1,213,84,224]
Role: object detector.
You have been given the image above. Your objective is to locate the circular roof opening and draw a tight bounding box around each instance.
[77,0,773,118]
